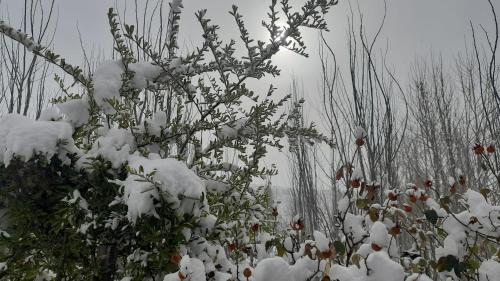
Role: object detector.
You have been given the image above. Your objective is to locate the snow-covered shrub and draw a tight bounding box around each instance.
[0,0,335,280]
[245,136,499,281]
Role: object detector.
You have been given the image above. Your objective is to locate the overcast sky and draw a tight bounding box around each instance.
[1,0,497,188]
[1,0,495,88]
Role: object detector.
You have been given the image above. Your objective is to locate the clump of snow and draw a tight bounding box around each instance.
[337,196,350,214]
[163,256,205,281]
[351,167,363,179]
[478,260,500,281]
[78,128,135,169]
[170,0,183,13]
[129,61,163,90]
[93,60,124,114]
[56,98,90,127]
[369,221,388,247]
[464,189,500,235]
[0,20,40,51]
[289,256,324,281]
[143,111,168,137]
[313,230,329,253]
[62,190,89,211]
[217,118,253,139]
[205,179,230,193]
[199,214,217,234]
[34,269,56,281]
[253,257,292,281]
[354,126,366,139]
[425,197,446,217]
[329,251,404,281]
[343,213,366,244]
[0,114,77,165]
[437,189,500,260]
[38,107,63,121]
[284,236,294,252]
[118,154,206,223]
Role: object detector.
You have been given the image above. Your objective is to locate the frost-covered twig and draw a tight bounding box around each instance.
[0,20,91,88]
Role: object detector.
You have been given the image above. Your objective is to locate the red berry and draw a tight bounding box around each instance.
[473,144,485,155]
[388,192,398,201]
[371,243,382,251]
[424,180,432,188]
[355,138,365,147]
[469,216,479,224]
[450,185,456,194]
[335,168,344,180]
[403,204,412,213]
[228,242,236,252]
[409,195,417,203]
[351,179,361,188]
[251,223,259,232]
[459,175,466,186]
[170,255,182,266]
[291,218,305,231]
[390,226,401,236]
[243,268,252,278]
[487,144,495,154]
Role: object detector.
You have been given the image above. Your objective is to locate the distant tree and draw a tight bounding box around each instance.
[0,0,56,118]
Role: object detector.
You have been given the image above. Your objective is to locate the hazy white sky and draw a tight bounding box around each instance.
[1,0,495,88]
[1,0,497,187]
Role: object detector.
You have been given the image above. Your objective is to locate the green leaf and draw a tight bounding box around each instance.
[465,259,480,271]
[436,255,459,273]
[356,199,368,209]
[424,210,438,225]
[369,207,379,222]
[333,241,345,256]
[454,261,466,277]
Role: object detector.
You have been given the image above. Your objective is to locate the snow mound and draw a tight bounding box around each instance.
[78,128,135,169]
[329,251,404,281]
[0,114,76,165]
[253,257,292,281]
[119,154,206,223]
[479,260,500,281]
[163,256,205,281]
